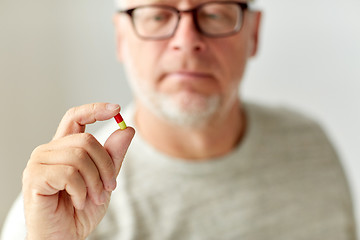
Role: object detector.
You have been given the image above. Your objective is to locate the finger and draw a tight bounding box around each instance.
[24,164,87,210]
[41,133,117,192]
[54,103,121,140]
[104,127,135,177]
[36,147,109,206]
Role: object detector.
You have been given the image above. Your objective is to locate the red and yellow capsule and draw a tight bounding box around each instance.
[114,113,127,130]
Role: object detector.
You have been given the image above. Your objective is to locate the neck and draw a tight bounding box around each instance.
[134,100,246,161]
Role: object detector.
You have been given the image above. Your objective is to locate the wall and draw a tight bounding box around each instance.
[0,0,131,229]
[1,0,359,234]
[244,0,360,233]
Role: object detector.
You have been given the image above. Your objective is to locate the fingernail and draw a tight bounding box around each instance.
[106,103,120,111]
[108,178,117,191]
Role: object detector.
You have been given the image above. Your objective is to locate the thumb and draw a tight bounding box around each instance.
[104,127,135,176]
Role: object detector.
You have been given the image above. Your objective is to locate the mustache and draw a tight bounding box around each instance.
[161,60,216,76]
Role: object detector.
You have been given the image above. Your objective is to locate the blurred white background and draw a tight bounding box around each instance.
[0,0,359,235]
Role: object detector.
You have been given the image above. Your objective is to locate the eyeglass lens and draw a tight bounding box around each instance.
[131,2,244,39]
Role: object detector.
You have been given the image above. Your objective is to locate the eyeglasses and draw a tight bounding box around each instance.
[118,1,249,40]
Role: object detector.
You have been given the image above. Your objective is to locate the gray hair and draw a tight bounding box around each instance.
[115,0,256,9]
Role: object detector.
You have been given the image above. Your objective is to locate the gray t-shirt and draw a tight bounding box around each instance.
[1,102,357,240]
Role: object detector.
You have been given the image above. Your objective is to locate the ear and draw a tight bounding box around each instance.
[248,11,262,57]
[113,14,124,62]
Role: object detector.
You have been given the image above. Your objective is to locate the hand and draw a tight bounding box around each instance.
[22,103,135,240]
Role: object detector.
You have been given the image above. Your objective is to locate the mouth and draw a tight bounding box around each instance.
[160,70,218,95]
[164,70,214,81]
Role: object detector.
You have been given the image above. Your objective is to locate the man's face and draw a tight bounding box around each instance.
[114,0,261,127]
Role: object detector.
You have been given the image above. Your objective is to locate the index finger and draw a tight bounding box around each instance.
[53,103,120,140]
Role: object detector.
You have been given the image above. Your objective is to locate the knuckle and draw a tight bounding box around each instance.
[90,103,97,112]
[63,165,78,180]
[72,148,89,162]
[22,166,32,187]
[81,132,97,146]
[22,164,40,190]
[30,144,46,159]
[65,106,78,119]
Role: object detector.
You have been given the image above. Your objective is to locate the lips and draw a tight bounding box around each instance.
[164,71,214,81]
[160,70,218,94]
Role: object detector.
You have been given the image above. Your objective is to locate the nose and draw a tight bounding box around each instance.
[169,13,206,53]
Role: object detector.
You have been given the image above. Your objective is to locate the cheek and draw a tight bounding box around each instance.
[229,39,248,71]
[123,39,164,83]
[215,40,248,87]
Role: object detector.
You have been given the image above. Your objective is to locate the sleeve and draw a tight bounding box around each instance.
[0,194,27,240]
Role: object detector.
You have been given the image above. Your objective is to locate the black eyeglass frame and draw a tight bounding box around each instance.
[117,1,249,40]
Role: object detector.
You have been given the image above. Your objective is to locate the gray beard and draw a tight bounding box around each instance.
[129,77,222,128]
[122,54,224,128]
[148,93,221,128]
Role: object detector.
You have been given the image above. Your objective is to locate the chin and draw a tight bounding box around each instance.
[132,79,222,127]
[154,91,222,127]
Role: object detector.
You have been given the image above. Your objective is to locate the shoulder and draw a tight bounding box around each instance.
[244,102,329,141]
[242,102,357,238]
[245,102,320,128]
[243,101,341,165]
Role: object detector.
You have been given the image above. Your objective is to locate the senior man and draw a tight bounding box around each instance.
[1,0,357,239]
